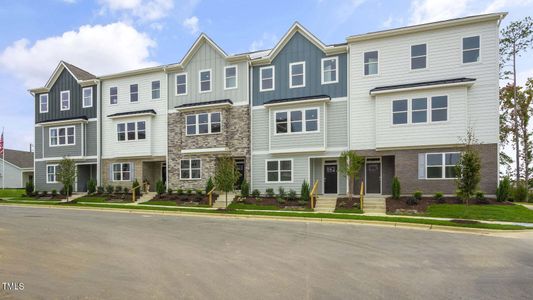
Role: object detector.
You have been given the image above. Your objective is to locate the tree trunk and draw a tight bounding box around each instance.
[225,191,228,208]
[348,176,353,202]
[523,124,530,201]
[513,44,520,183]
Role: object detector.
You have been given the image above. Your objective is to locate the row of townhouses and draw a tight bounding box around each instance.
[29,13,505,196]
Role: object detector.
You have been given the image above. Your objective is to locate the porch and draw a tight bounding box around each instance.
[76,163,97,192]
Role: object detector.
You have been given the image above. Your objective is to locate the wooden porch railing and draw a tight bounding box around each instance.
[360,180,364,211]
[132,185,141,203]
[207,187,216,207]
[310,180,319,209]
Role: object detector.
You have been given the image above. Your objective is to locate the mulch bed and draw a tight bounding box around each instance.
[31,194,66,200]
[151,193,216,206]
[336,197,362,210]
[386,196,513,214]
[237,196,311,209]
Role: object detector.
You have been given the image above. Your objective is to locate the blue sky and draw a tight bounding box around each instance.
[0,0,532,151]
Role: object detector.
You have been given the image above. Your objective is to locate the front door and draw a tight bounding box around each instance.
[162,163,167,185]
[324,164,338,194]
[366,160,381,194]
[235,159,245,189]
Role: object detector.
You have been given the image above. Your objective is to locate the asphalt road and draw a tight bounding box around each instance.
[0,206,532,300]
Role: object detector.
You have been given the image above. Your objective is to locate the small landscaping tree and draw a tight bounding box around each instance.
[205,177,215,194]
[25,181,34,197]
[87,179,96,195]
[132,179,141,197]
[455,129,481,207]
[339,151,365,201]
[57,157,76,202]
[300,180,310,202]
[496,177,511,202]
[391,176,401,199]
[155,180,165,195]
[214,156,241,208]
[240,179,250,197]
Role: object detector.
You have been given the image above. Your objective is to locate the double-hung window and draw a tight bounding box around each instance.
[463,36,480,63]
[364,51,378,75]
[411,98,427,123]
[110,87,118,104]
[224,66,237,89]
[185,112,221,135]
[393,96,447,125]
[199,69,212,93]
[266,160,292,182]
[47,165,59,183]
[50,126,75,146]
[60,91,70,111]
[181,159,201,179]
[392,100,408,125]
[130,84,138,102]
[260,66,274,91]
[275,108,319,134]
[431,96,448,122]
[426,153,460,179]
[411,44,427,70]
[176,73,187,95]
[289,62,305,88]
[151,81,160,99]
[112,163,131,181]
[39,94,48,113]
[117,121,146,141]
[82,87,93,108]
[321,57,338,84]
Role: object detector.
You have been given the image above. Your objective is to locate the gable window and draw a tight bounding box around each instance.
[260,66,275,92]
[60,91,70,111]
[224,66,237,89]
[50,126,75,146]
[411,98,427,123]
[186,112,221,136]
[130,84,138,102]
[411,44,427,70]
[181,159,201,179]
[152,81,160,99]
[275,108,319,134]
[392,100,408,125]
[82,87,93,108]
[364,51,378,75]
[289,62,305,88]
[110,87,118,104]
[431,96,448,122]
[266,160,292,182]
[112,163,131,181]
[39,94,49,113]
[47,165,59,183]
[426,153,460,179]
[463,36,480,63]
[176,73,187,95]
[321,57,338,84]
[117,121,146,141]
[199,69,212,93]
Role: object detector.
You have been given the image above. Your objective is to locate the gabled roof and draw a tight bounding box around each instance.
[369,78,476,95]
[251,22,347,65]
[2,149,34,169]
[29,61,96,94]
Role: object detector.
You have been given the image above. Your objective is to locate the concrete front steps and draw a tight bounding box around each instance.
[314,196,337,213]
[137,192,157,204]
[213,192,235,209]
[363,196,386,214]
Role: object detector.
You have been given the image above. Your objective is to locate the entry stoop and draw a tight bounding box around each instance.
[314,196,338,213]
[363,196,386,214]
[213,192,235,209]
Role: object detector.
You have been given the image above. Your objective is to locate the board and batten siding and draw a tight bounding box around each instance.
[349,20,499,150]
[252,32,347,106]
[168,43,249,108]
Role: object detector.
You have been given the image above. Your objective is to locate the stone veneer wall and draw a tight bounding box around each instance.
[102,157,165,191]
[168,105,250,190]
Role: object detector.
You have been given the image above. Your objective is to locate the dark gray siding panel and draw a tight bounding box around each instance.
[35,69,97,123]
[85,121,97,156]
[252,32,347,106]
[34,127,43,159]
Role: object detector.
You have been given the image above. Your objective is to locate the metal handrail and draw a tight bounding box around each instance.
[207,187,216,207]
[360,180,364,211]
[132,185,141,203]
[310,180,319,209]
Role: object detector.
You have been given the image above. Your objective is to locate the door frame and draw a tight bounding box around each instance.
[364,157,382,195]
[322,159,339,195]
[234,158,246,190]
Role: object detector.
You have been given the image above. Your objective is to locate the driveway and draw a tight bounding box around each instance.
[0,206,532,299]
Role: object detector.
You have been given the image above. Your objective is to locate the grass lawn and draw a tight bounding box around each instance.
[228,202,313,211]
[425,204,533,223]
[0,189,26,198]
[334,208,364,214]
[141,200,178,206]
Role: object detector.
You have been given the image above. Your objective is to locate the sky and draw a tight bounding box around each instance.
[0,0,532,151]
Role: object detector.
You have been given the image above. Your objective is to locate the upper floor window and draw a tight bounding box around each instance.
[112,163,131,181]
[275,108,319,134]
[321,57,338,84]
[289,61,305,88]
[60,91,70,111]
[47,164,59,183]
[199,69,212,93]
[176,73,187,95]
[392,95,448,125]
[39,94,48,113]
[152,81,160,100]
[266,159,292,183]
[392,99,408,125]
[130,84,138,102]
[82,87,93,108]
[426,152,460,179]
[431,96,448,122]
[463,36,480,63]
[411,98,427,123]
[260,66,275,92]
[110,87,118,104]
[411,44,427,70]
[117,121,146,141]
[224,66,237,90]
[186,112,221,135]
[181,159,201,179]
[364,51,378,76]
[50,126,75,146]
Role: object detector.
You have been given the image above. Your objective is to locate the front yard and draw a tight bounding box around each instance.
[0,189,26,198]
[425,204,533,223]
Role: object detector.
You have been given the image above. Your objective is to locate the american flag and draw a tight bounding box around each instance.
[0,130,4,156]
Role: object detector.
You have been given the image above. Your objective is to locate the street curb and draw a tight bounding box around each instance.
[0,203,527,235]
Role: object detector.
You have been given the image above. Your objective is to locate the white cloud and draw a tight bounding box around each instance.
[483,0,533,13]
[409,0,475,24]
[381,15,404,28]
[249,33,278,52]
[0,22,158,88]
[98,0,174,22]
[182,16,200,35]
[62,0,78,3]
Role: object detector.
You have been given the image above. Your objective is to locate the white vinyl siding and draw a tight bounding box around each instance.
[39,94,48,113]
[82,87,93,108]
[60,90,70,111]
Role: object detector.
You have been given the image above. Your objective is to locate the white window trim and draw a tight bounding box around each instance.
[462,35,481,65]
[116,121,147,142]
[259,66,275,92]
[130,84,139,103]
[224,65,238,90]
[60,90,70,111]
[274,107,320,135]
[112,162,132,182]
[430,95,449,123]
[82,87,93,108]
[180,159,202,180]
[185,112,222,136]
[391,95,449,126]
[321,56,339,84]
[425,152,460,180]
[39,94,49,113]
[46,164,59,183]
[391,99,409,126]
[411,97,428,124]
[175,73,188,96]
[151,80,161,100]
[265,159,294,183]
[363,50,379,76]
[198,69,212,93]
[110,87,118,105]
[49,126,75,147]
[289,61,306,89]
[410,43,428,71]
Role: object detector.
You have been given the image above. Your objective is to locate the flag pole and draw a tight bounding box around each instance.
[2,127,4,190]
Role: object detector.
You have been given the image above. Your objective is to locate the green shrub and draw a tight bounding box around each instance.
[413,190,422,200]
[177,188,183,195]
[186,189,192,195]
[97,186,104,194]
[168,188,173,195]
[434,192,444,200]
[513,182,528,202]
[155,180,165,195]
[60,185,73,196]
[195,189,203,195]
[51,189,57,196]
[300,180,310,202]
[496,177,511,202]
[265,188,274,198]
[123,187,130,194]
[25,181,34,196]
[277,187,286,198]
[240,179,250,197]
[277,198,286,204]
[132,179,141,196]
[41,190,48,196]
[115,186,123,193]
[205,177,214,194]
[476,191,485,200]
[391,176,401,199]
[528,191,533,203]
[251,189,261,197]
[87,179,96,195]
[105,185,114,194]
[288,189,297,200]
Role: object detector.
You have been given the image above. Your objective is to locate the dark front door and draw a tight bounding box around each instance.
[162,163,167,185]
[235,159,245,189]
[366,162,381,194]
[324,164,338,194]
